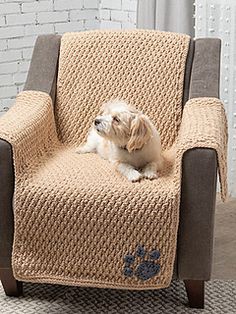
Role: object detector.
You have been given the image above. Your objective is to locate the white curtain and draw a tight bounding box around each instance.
[137,0,195,36]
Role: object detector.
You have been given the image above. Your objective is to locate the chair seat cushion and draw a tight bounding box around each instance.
[13,147,178,289]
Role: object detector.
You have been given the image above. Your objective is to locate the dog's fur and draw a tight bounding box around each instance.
[76,100,163,182]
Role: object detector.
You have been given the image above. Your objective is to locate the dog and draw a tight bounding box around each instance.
[76,100,163,182]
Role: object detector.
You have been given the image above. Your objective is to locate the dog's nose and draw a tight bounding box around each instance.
[94,118,101,126]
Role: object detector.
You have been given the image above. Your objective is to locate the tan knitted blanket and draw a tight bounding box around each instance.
[0,31,228,290]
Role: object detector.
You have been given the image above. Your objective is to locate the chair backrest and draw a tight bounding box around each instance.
[55,30,190,149]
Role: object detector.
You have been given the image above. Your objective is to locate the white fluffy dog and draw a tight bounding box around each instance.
[76,100,163,182]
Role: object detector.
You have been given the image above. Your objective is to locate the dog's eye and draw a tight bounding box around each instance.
[113,116,120,123]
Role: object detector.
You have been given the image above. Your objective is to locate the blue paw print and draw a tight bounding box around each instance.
[123,245,161,281]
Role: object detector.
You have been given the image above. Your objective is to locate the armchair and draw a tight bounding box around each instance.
[0,31,227,309]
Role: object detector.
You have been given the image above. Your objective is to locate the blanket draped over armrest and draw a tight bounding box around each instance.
[0,31,228,290]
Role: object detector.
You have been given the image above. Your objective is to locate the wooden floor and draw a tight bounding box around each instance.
[212,197,236,279]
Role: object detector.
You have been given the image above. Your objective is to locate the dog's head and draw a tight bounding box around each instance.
[94,100,152,152]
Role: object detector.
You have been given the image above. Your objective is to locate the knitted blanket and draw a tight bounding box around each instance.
[0,31,228,290]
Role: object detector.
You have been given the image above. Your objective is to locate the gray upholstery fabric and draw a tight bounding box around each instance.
[183,39,195,106]
[179,149,217,280]
[24,34,61,104]
[0,140,14,269]
[189,38,221,98]
[178,38,221,280]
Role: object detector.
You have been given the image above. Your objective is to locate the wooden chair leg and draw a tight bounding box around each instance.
[184,280,204,309]
[0,268,23,297]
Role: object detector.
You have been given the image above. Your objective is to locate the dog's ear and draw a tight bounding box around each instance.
[127,115,152,153]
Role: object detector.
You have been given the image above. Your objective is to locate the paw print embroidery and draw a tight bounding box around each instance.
[123,245,161,281]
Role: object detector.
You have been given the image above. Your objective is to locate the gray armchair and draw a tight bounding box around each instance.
[0,33,222,309]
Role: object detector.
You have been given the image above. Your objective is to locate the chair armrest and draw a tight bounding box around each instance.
[0,91,58,175]
[24,34,61,104]
[176,96,227,280]
[0,35,61,267]
[177,97,228,200]
[0,91,58,269]
[178,148,217,280]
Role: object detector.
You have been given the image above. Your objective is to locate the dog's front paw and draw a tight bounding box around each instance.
[142,170,158,180]
[127,170,142,182]
[142,162,158,180]
[75,146,89,154]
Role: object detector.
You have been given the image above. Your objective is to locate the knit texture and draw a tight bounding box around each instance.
[0,30,227,290]
[55,30,190,150]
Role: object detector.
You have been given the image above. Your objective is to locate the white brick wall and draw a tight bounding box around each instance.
[100,0,137,30]
[100,0,122,10]
[0,0,137,114]
[22,1,53,13]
